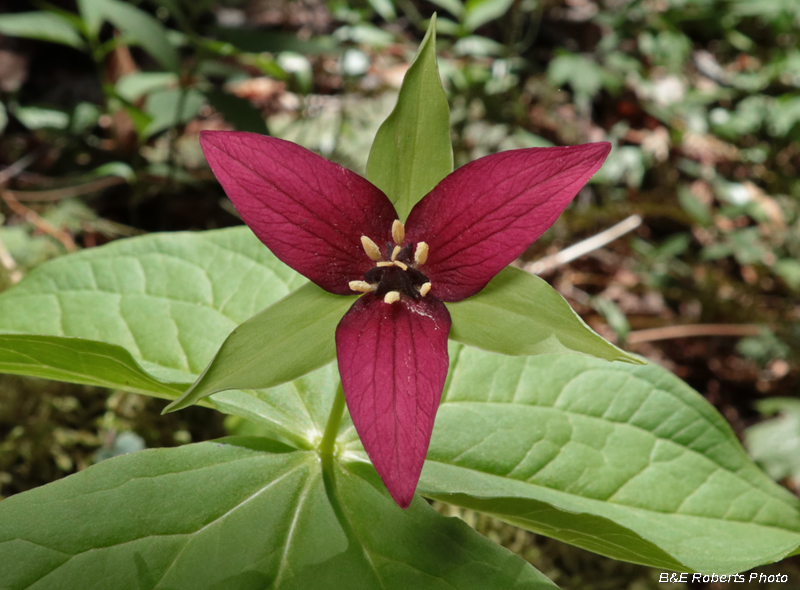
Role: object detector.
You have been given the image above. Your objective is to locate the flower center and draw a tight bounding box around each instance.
[349,220,431,304]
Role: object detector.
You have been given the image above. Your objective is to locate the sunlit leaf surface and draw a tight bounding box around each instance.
[0,438,558,590]
[416,346,800,573]
[0,227,304,391]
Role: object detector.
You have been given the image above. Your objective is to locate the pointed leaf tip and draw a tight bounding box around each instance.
[365,15,452,221]
[336,294,451,508]
[163,282,351,413]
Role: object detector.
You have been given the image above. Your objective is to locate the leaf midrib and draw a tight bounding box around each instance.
[438,399,798,522]
[5,454,314,590]
[423,455,800,534]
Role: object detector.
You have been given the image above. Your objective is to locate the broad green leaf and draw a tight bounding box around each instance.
[416,346,800,573]
[87,161,135,182]
[214,28,338,56]
[15,107,70,130]
[70,102,101,135]
[463,0,515,32]
[205,89,268,134]
[212,363,342,450]
[115,72,178,102]
[76,0,105,39]
[143,88,206,138]
[367,0,397,21]
[0,102,7,135]
[366,14,453,221]
[745,398,800,488]
[0,227,305,393]
[548,53,604,99]
[428,0,465,18]
[774,258,800,289]
[165,283,352,413]
[0,438,558,590]
[99,0,180,72]
[447,267,639,364]
[0,334,183,400]
[0,12,85,49]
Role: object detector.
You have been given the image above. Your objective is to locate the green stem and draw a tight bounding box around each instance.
[318,382,345,456]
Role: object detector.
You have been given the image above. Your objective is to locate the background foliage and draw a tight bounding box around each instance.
[1,0,800,587]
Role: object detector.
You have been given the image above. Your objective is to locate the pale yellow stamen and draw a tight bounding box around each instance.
[392,219,405,245]
[349,280,375,293]
[419,282,432,297]
[390,245,401,261]
[361,236,382,261]
[393,260,408,271]
[415,242,429,266]
[377,261,394,267]
[384,291,401,304]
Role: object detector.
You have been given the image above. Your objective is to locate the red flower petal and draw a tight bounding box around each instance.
[200,131,398,294]
[335,294,451,508]
[405,143,611,301]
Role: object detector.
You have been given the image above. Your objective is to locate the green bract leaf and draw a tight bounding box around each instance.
[0,12,86,49]
[0,438,558,589]
[417,346,800,573]
[447,267,639,364]
[0,227,304,394]
[165,284,352,413]
[365,14,453,221]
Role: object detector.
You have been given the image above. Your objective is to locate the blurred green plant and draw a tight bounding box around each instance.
[746,398,800,490]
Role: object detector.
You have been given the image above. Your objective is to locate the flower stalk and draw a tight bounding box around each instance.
[318,382,346,457]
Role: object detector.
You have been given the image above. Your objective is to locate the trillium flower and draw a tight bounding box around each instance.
[199,131,610,508]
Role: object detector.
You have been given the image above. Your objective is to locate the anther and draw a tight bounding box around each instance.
[391,245,401,261]
[361,236,382,261]
[392,220,405,245]
[349,280,375,293]
[384,291,401,304]
[393,260,408,271]
[415,242,428,266]
[377,261,394,267]
[419,282,431,297]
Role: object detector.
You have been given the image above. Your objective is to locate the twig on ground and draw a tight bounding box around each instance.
[524,214,642,274]
[0,189,78,252]
[0,236,22,284]
[0,151,40,186]
[6,176,127,202]
[627,324,763,344]
[90,218,147,238]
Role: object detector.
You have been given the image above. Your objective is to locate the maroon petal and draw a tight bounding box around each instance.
[405,143,611,301]
[200,131,398,294]
[335,294,451,508]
